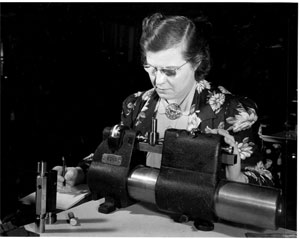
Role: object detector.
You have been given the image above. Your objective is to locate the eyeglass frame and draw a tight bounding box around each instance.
[143,60,189,77]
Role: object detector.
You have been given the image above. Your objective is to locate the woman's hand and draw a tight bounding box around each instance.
[52,166,85,188]
[205,126,248,183]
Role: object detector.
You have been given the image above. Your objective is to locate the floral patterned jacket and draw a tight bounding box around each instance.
[120,80,274,186]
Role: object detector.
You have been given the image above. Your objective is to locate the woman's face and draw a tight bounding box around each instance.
[145,46,197,102]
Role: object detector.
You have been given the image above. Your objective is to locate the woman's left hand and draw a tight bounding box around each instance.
[205,127,236,148]
[205,126,248,183]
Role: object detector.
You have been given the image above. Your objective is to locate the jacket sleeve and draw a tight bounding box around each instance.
[224,96,274,186]
[120,92,144,128]
[77,92,143,174]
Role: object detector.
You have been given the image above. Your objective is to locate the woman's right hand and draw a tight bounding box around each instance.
[52,166,85,188]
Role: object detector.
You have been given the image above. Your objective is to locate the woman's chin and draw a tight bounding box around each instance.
[156,90,173,100]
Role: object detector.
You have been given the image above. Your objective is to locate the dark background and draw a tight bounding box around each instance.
[0,2,298,227]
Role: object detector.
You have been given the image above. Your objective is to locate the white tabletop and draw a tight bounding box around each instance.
[25,198,296,237]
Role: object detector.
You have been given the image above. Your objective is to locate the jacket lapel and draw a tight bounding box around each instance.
[193,88,216,131]
[135,87,217,134]
[135,90,159,135]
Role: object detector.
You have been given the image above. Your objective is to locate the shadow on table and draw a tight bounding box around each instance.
[45,227,117,234]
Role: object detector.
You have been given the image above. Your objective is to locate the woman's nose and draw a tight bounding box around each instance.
[155,71,166,85]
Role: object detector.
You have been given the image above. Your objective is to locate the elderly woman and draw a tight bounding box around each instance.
[54,13,273,187]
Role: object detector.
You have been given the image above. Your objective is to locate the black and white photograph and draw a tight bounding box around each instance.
[0,2,297,237]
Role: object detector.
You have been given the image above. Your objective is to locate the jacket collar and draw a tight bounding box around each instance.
[193,88,217,122]
[135,87,217,135]
[134,90,159,135]
[198,104,216,121]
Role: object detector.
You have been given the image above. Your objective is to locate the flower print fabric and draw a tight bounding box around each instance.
[76,80,273,187]
[237,137,255,160]
[196,79,211,93]
[226,106,258,133]
[208,92,225,113]
[187,111,201,131]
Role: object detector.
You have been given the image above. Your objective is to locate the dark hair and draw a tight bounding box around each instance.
[140,12,212,81]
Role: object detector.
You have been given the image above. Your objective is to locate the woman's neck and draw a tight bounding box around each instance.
[167,81,196,105]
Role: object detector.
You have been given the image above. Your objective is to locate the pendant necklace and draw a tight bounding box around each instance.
[165,92,190,120]
[163,81,197,120]
[165,103,182,120]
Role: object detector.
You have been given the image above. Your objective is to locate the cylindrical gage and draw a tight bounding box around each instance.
[40,161,47,177]
[36,161,47,233]
[151,117,157,132]
[214,180,281,230]
[127,166,159,204]
[127,166,281,230]
[46,212,57,225]
[149,118,159,146]
[67,212,78,226]
[35,217,45,233]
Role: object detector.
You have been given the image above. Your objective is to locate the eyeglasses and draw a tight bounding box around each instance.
[143,61,189,77]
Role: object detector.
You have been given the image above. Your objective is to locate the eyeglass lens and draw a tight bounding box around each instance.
[144,66,177,77]
[143,61,188,77]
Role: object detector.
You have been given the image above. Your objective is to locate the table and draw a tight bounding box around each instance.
[25,198,296,237]
[260,130,297,143]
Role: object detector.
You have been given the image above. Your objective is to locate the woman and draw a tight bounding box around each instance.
[54,13,273,187]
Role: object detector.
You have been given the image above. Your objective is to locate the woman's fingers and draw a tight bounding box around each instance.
[217,130,235,146]
[52,166,63,175]
[57,175,65,183]
[53,166,65,184]
[64,168,77,186]
[53,166,76,186]
[64,168,75,180]
[205,126,236,148]
[53,166,84,187]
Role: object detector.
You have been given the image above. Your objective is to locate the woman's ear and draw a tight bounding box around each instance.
[193,60,201,71]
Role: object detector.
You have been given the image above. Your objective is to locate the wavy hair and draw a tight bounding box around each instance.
[140,12,212,81]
